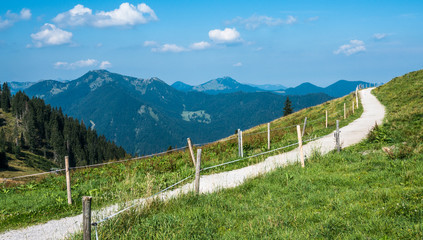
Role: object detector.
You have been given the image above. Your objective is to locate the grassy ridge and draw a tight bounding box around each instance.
[0,91,361,233]
[73,70,423,239]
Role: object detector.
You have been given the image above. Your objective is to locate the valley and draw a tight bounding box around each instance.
[24,70,337,155]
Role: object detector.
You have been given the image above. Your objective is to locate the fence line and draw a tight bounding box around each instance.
[2,91,361,182]
[86,89,365,237]
[2,146,188,181]
[0,113,338,182]
[201,141,300,172]
[90,131,329,239]
[92,174,193,228]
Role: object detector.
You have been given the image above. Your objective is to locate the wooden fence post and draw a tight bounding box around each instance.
[344,103,346,119]
[194,149,202,194]
[267,123,270,150]
[352,101,355,114]
[187,138,196,166]
[302,117,307,137]
[335,120,341,152]
[238,129,243,157]
[65,156,72,205]
[296,125,305,168]
[356,87,359,109]
[82,196,92,240]
[325,110,328,128]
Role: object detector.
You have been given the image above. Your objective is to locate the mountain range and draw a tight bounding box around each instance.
[24,70,333,155]
[171,78,368,98]
[282,80,369,98]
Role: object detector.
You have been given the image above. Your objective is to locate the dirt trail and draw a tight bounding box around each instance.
[0,88,385,240]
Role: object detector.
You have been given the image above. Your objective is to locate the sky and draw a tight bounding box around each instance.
[0,0,422,87]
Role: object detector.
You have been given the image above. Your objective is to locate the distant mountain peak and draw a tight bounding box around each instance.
[172,76,260,94]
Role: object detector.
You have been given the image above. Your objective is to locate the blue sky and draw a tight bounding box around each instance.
[0,0,422,87]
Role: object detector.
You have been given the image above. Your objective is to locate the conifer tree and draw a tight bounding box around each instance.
[0,129,6,152]
[283,96,293,116]
[1,83,11,112]
[0,151,7,169]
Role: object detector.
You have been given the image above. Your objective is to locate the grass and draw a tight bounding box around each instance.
[70,69,423,239]
[84,149,422,239]
[0,91,362,233]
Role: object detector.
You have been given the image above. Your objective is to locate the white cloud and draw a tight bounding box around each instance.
[227,15,297,30]
[30,23,73,47]
[0,19,11,29]
[20,8,32,20]
[152,43,186,53]
[308,16,319,22]
[233,62,242,67]
[190,41,211,50]
[334,40,366,56]
[143,40,158,47]
[209,28,241,43]
[54,59,98,69]
[0,8,31,29]
[373,33,387,40]
[99,61,112,69]
[53,3,158,28]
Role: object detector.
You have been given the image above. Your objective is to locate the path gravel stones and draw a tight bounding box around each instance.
[0,88,385,240]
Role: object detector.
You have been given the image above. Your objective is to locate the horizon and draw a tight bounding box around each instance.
[1,68,379,89]
[1,1,422,86]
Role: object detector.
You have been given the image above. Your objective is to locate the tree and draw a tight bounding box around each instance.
[0,151,7,169]
[1,83,11,112]
[0,129,6,152]
[283,97,293,116]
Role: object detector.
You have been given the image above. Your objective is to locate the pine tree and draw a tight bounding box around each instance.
[0,151,7,169]
[1,83,11,112]
[0,128,7,169]
[283,97,293,116]
[0,129,6,152]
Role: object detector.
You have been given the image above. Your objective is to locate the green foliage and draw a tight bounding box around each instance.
[1,83,11,113]
[6,91,127,167]
[283,96,293,116]
[367,123,393,143]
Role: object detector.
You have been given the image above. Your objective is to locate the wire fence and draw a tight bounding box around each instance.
[1,107,352,181]
[0,89,365,240]
[86,91,364,239]
[1,89,361,183]
[0,107,350,182]
[89,128,331,240]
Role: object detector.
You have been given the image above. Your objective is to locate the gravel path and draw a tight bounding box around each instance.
[0,88,385,240]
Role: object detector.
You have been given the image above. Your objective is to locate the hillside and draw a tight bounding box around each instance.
[25,70,333,155]
[78,70,422,239]
[0,84,127,178]
[0,78,361,234]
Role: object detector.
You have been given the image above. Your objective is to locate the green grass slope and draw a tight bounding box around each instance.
[73,70,423,239]
[0,86,361,232]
